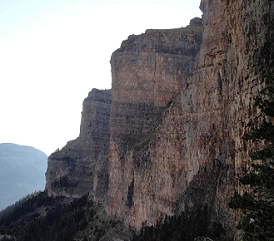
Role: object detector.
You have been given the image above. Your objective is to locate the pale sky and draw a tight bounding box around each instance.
[0,0,202,156]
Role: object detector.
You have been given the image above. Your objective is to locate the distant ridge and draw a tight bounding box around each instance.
[0,143,48,210]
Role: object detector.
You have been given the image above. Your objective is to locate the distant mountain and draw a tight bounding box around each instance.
[0,143,47,211]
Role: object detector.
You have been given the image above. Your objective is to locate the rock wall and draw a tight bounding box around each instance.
[45,0,274,238]
[106,21,203,227]
[105,0,274,235]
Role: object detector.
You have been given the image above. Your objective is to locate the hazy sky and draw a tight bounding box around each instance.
[0,0,202,156]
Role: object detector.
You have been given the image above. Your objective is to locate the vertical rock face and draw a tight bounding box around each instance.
[109,22,202,140]
[46,89,112,199]
[45,0,274,238]
[46,19,202,201]
[111,22,202,106]
[106,21,203,227]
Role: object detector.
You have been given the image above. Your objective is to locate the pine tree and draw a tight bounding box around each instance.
[229,73,274,241]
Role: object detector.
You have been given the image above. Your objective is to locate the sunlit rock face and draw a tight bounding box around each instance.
[106,21,203,227]
[45,0,274,238]
[46,19,202,202]
[105,0,274,235]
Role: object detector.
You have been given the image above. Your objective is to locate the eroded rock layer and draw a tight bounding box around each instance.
[106,21,203,227]
[46,89,112,199]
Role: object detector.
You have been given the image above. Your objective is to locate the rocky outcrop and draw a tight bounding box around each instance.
[45,0,274,238]
[46,89,112,199]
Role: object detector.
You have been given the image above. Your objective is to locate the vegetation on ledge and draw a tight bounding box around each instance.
[131,206,232,241]
[0,192,119,241]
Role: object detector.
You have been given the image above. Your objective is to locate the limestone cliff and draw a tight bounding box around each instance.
[46,19,202,201]
[46,0,274,238]
[106,20,203,228]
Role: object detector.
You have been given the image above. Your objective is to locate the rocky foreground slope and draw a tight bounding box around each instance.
[46,0,274,239]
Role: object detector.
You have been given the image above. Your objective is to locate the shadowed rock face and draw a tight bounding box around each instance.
[45,0,274,237]
[46,89,112,199]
